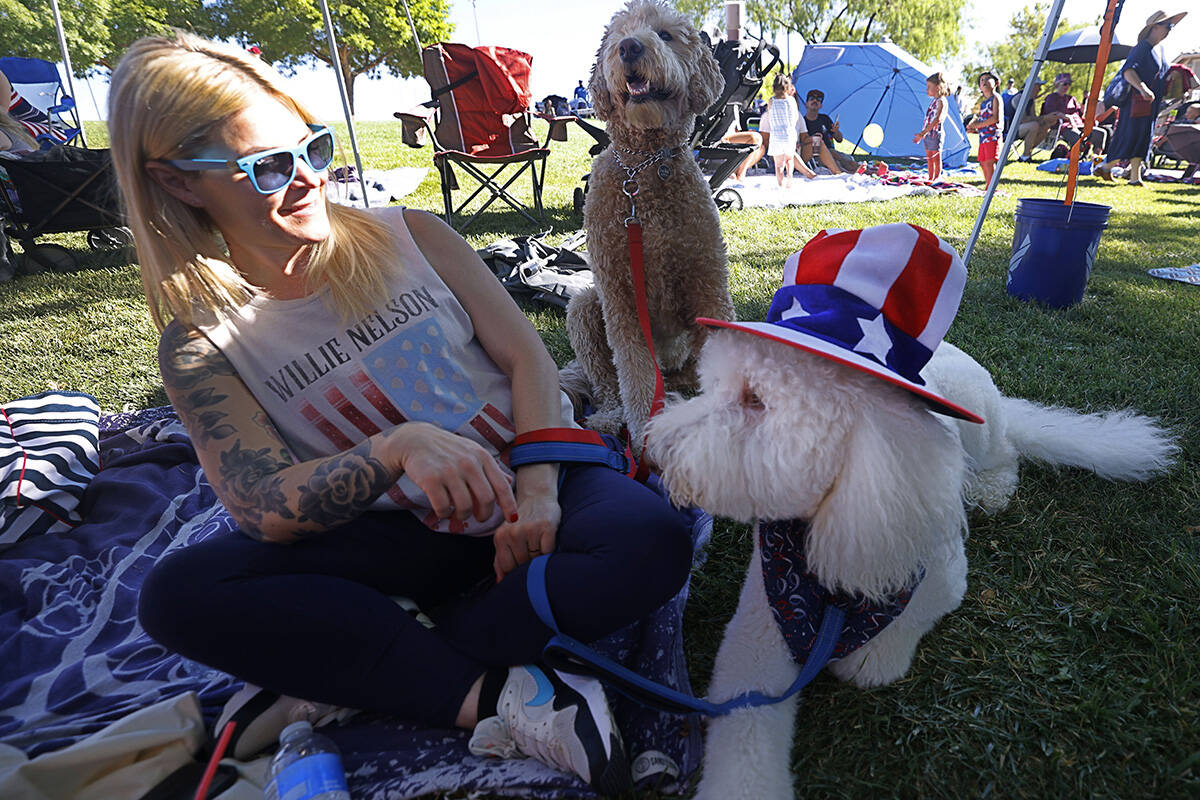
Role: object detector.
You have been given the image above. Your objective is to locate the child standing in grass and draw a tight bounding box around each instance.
[914,72,949,182]
[967,71,1004,187]
[766,74,800,188]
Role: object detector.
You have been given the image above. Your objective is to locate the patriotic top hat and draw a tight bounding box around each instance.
[698,223,984,423]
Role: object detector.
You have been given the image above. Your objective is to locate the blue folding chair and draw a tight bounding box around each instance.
[0,56,82,148]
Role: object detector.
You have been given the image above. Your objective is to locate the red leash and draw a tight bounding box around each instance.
[625,216,665,482]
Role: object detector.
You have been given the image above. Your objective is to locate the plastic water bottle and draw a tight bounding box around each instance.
[264,721,351,800]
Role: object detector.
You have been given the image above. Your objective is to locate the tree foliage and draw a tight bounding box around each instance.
[206,0,454,113]
[743,0,966,63]
[962,3,1118,112]
[0,0,206,74]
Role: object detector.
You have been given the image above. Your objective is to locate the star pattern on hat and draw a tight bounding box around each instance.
[780,297,812,321]
[854,314,893,362]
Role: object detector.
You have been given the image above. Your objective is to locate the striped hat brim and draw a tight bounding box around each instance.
[698,317,984,423]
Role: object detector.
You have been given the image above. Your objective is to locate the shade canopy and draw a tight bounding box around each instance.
[1047,26,1132,63]
[791,42,970,168]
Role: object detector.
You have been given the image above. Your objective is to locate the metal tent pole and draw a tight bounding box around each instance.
[47,0,85,146]
[399,0,425,53]
[317,0,371,207]
[962,0,1068,267]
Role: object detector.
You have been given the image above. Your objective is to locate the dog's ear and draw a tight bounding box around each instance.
[588,42,617,121]
[805,401,968,603]
[686,35,724,116]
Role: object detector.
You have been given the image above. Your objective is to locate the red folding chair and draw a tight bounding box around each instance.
[396,43,571,232]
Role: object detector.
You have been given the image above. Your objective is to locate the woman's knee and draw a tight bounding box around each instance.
[137,543,231,645]
[620,501,694,602]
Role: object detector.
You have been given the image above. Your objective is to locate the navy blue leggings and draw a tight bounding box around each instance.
[138,464,692,727]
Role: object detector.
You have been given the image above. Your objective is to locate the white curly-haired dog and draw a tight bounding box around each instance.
[562,0,734,442]
[646,224,1177,800]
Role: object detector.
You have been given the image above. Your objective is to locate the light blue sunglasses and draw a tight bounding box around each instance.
[167,124,335,194]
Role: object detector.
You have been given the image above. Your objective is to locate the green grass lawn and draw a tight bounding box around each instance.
[3,120,1198,798]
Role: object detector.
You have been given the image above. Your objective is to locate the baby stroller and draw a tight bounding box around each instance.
[0,146,130,276]
[571,34,781,213]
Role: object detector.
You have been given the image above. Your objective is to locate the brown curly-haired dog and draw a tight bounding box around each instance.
[563,0,734,442]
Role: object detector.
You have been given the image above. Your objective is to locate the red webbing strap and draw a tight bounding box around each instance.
[512,427,606,446]
[625,221,666,482]
[626,221,666,482]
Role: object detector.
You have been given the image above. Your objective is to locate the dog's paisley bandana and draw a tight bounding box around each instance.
[760,519,920,664]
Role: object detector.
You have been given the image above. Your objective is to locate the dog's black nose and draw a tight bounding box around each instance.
[618,37,644,63]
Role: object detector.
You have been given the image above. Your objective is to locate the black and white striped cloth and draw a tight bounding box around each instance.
[0,391,100,549]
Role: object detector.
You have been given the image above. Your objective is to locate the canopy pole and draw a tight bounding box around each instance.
[47,0,85,146]
[317,0,371,207]
[1064,0,1121,204]
[849,67,899,157]
[962,0,1068,267]
[399,0,424,53]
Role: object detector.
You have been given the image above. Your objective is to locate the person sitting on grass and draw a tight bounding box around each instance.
[0,108,36,154]
[1003,79,1058,162]
[0,69,69,148]
[1041,73,1107,158]
[108,31,693,795]
[800,89,857,174]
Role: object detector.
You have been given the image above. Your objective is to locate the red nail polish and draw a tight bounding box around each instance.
[509,513,519,523]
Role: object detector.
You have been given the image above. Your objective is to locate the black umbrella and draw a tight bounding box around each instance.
[1047,26,1132,63]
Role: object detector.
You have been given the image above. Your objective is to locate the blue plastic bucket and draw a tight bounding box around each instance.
[1007,198,1110,309]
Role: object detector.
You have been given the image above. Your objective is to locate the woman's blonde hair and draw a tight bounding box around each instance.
[926,72,950,97]
[108,31,395,331]
[0,112,36,151]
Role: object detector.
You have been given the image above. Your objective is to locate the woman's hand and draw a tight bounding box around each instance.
[492,488,561,583]
[1139,86,1155,102]
[912,132,923,144]
[391,421,517,522]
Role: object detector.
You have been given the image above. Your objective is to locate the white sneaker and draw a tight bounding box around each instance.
[468,665,631,795]
[215,684,356,760]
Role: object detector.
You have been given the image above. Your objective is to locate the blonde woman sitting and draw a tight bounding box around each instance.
[109,32,692,795]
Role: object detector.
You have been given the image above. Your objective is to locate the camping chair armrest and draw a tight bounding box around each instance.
[534,112,579,144]
[394,105,439,149]
[533,113,610,153]
[49,96,75,114]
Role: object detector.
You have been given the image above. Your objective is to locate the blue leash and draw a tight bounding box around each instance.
[510,434,846,717]
[526,555,844,716]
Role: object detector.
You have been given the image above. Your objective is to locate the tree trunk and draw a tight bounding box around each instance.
[342,52,356,116]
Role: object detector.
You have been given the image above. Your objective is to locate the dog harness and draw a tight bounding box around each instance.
[759,519,920,665]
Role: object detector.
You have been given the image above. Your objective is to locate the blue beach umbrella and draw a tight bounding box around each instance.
[1047,26,1132,63]
[791,42,970,168]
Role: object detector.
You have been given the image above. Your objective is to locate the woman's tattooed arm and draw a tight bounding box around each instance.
[159,323,400,542]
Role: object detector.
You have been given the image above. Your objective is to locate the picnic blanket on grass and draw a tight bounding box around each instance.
[726,171,983,208]
[328,167,429,208]
[1148,265,1200,285]
[0,406,710,798]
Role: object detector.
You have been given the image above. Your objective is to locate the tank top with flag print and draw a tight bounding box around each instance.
[194,206,577,535]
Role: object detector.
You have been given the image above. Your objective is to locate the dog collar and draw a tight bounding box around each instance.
[612,144,685,184]
[760,518,921,665]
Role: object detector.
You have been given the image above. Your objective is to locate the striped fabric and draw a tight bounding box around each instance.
[7,89,69,144]
[0,391,101,549]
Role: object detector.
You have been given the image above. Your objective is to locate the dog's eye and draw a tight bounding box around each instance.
[658,30,673,42]
[740,383,765,411]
